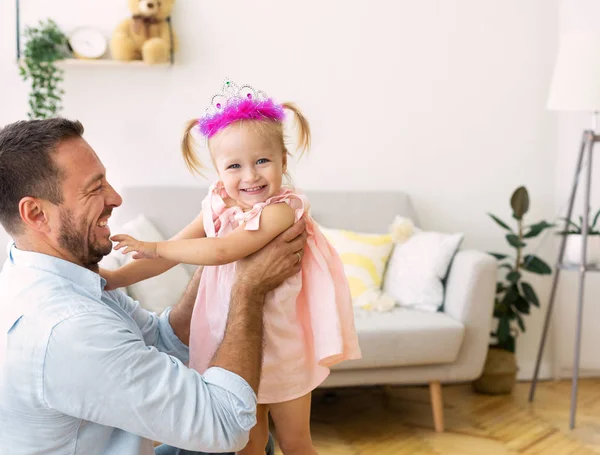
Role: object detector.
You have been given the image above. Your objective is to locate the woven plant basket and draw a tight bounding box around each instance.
[472,347,518,395]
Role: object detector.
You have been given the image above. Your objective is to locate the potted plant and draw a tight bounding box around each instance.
[557,210,600,265]
[18,19,70,119]
[473,186,553,395]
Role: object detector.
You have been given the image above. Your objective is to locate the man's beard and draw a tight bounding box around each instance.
[58,208,112,270]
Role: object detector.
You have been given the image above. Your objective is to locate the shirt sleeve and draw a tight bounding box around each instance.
[106,289,189,363]
[42,310,257,453]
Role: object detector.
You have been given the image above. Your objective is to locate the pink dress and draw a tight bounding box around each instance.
[189,183,361,403]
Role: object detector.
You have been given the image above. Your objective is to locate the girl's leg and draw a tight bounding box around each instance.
[269,393,316,455]
[237,404,270,455]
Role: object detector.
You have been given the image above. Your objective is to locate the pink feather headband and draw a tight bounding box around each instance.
[198,79,285,138]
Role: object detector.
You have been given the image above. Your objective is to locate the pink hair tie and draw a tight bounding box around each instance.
[198,78,285,138]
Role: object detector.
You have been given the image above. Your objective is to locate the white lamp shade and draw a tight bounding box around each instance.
[547,33,600,112]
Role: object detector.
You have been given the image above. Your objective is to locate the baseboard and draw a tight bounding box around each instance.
[550,367,600,380]
[517,362,600,382]
[516,362,553,381]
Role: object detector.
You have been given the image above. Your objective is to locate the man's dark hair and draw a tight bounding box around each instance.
[0,118,84,234]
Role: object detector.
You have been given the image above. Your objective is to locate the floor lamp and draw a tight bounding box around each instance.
[529,33,600,430]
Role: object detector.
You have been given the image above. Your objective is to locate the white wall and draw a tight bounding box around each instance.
[1,1,561,378]
[552,0,600,379]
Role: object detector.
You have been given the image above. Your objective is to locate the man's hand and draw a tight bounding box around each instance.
[235,218,308,295]
[209,219,306,391]
[209,219,307,392]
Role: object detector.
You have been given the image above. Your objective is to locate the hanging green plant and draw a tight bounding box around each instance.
[18,19,70,119]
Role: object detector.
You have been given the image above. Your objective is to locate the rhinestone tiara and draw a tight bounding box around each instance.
[197,78,285,138]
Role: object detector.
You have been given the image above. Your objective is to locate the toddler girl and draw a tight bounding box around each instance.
[105,79,361,455]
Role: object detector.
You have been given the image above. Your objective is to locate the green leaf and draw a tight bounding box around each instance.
[506,305,517,320]
[521,255,552,275]
[557,230,579,236]
[592,209,600,231]
[19,18,69,119]
[501,285,519,305]
[521,282,540,307]
[514,295,530,314]
[506,271,521,283]
[488,252,508,260]
[497,317,510,343]
[499,263,513,270]
[506,234,526,248]
[496,282,506,293]
[488,213,513,232]
[523,221,555,238]
[516,313,526,332]
[511,186,530,220]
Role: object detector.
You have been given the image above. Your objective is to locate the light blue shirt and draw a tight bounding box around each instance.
[0,243,257,454]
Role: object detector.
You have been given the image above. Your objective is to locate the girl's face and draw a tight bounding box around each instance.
[210,122,286,210]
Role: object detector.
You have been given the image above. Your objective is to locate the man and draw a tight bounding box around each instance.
[0,118,307,454]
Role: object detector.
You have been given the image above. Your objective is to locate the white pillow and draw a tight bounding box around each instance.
[99,249,122,273]
[110,214,192,315]
[383,222,463,312]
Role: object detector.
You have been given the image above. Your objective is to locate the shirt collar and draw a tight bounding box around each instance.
[8,242,106,299]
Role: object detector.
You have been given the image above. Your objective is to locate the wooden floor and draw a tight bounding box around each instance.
[272,379,600,454]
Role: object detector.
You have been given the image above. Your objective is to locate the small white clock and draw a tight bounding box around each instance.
[68,27,107,60]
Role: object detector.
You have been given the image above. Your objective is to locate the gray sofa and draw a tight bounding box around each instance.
[112,186,497,432]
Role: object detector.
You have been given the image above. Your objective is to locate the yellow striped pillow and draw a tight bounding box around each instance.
[319,225,394,308]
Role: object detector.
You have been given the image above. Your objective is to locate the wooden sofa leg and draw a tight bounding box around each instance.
[429,381,444,432]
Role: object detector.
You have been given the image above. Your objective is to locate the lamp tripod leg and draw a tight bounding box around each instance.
[569,133,595,429]
[529,130,589,403]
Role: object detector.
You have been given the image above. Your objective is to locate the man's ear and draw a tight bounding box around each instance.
[19,197,52,233]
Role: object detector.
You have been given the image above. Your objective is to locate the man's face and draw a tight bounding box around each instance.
[47,138,122,270]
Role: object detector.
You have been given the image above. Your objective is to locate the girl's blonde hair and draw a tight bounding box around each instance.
[181,102,311,176]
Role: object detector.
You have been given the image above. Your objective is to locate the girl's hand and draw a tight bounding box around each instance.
[111,234,159,260]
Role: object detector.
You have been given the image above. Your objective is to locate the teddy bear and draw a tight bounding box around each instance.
[110,0,177,65]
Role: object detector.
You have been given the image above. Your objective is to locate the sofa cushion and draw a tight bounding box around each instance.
[331,307,465,371]
[318,224,395,311]
[384,223,464,312]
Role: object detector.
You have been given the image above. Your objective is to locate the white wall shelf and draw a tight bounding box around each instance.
[17,58,171,68]
[57,58,171,68]
[14,1,175,65]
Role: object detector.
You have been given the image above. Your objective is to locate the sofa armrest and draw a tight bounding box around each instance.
[444,250,496,322]
[443,249,497,381]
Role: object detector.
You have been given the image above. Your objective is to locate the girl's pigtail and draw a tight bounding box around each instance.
[182,119,204,175]
[282,102,311,158]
